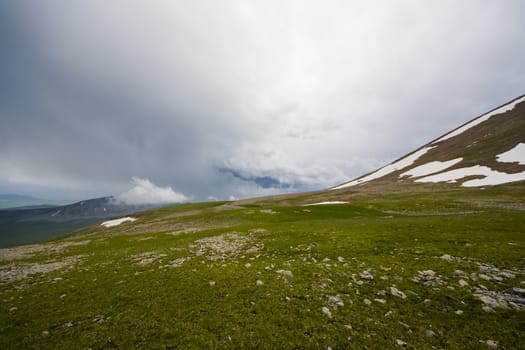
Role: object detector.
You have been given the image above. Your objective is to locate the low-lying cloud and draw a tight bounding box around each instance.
[113,177,188,205]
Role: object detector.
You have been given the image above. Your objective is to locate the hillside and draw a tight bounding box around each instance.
[0,97,524,349]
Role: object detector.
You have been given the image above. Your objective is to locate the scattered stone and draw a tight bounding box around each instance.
[245,263,251,268]
[328,295,344,307]
[395,339,407,347]
[485,340,498,348]
[322,258,331,262]
[0,256,81,283]
[259,209,277,214]
[452,270,467,277]
[474,286,525,310]
[440,254,454,261]
[42,331,49,337]
[193,233,253,261]
[479,274,491,281]
[374,298,386,304]
[209,281,216,286]
[363,298,372,305]
[160,257,190,268]
[455,310,464,315]
[384,310,392,317]
[337,256,345,263]
[424,330,436,337]
[9,306,17,312]
[256,280,264,286]
[359,270,374,280]
[276,270,294,278]
[321,306,332,318]
[458,279,469,288]
[390,286,407,299]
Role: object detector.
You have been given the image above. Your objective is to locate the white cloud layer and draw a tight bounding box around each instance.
[113,178,188,205]
[0,1,524,200]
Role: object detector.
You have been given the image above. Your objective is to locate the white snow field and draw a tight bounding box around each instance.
[496,143,525,165]
[415,165,525,187]
[332,146,436,189]
[101,217,137,228]
[303,201,349,206]
[433,96,525,144]
[400,158,463,178]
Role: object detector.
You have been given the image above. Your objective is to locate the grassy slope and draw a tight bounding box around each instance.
[0,189,524,349]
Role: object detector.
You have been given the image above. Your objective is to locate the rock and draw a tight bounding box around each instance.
[321,306,332,318]
[209,281,216,286]
[359,270,374,280]
[256,280,264,286]
[384,310,392,317]
[440,254,454,261]
[9,306,17,312]
[458,279,469,288]
[395,339,407,347]
[452,270,466,277]
[505,287,525,296]
[455,310,464,315]
[479,274,491,281]
[377,290,387,296]
[337,256,345,263]
[276,270,294,278]
[390,286,407,299]
[374,298,386,304]
[244,263,251,268]
[424,330,436,337]
[322,258,331,262]
[482,306,495,313]
[328,295,344,307]
[485,340,498,348]
[363,298,372,305]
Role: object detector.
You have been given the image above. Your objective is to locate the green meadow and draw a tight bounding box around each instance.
[1,188,524,349]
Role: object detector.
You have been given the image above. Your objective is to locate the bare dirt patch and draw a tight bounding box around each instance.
[0,256,81,283]
[191,233,255,261]
[0,241,90,262]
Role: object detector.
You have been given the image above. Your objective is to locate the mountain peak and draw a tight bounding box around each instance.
[333,95,525,191]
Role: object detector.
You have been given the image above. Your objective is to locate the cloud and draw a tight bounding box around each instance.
[113,177,188,205]
[0,1,524,200]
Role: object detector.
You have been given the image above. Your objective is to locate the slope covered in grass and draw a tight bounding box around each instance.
[1,188,524,349]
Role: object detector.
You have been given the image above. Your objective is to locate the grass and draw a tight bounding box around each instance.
[1,190,524,349]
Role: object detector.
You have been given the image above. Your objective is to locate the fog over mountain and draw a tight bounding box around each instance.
[1,1,524,201]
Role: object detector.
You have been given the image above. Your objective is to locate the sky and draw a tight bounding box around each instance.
[1,1,524,203]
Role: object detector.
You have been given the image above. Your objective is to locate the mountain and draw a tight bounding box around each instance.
[1,96,524,349]
[0,194,72,210]
[0,194,40,201]
[0,197,162,247]
[331,95,525,192]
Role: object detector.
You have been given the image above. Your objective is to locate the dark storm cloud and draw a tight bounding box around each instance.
[1,1,524,200]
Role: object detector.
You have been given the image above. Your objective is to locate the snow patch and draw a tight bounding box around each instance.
[400,158,463,178]
[415,165,525,187]
[433,96,525,143]
[332,146,435,189]
[496,143,525,165]
[101,217,137,228]
[303,201,348,206]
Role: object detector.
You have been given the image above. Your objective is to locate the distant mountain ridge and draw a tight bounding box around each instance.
[332,95,525,191]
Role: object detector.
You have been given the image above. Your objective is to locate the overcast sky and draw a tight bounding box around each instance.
[1,1,524,202]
